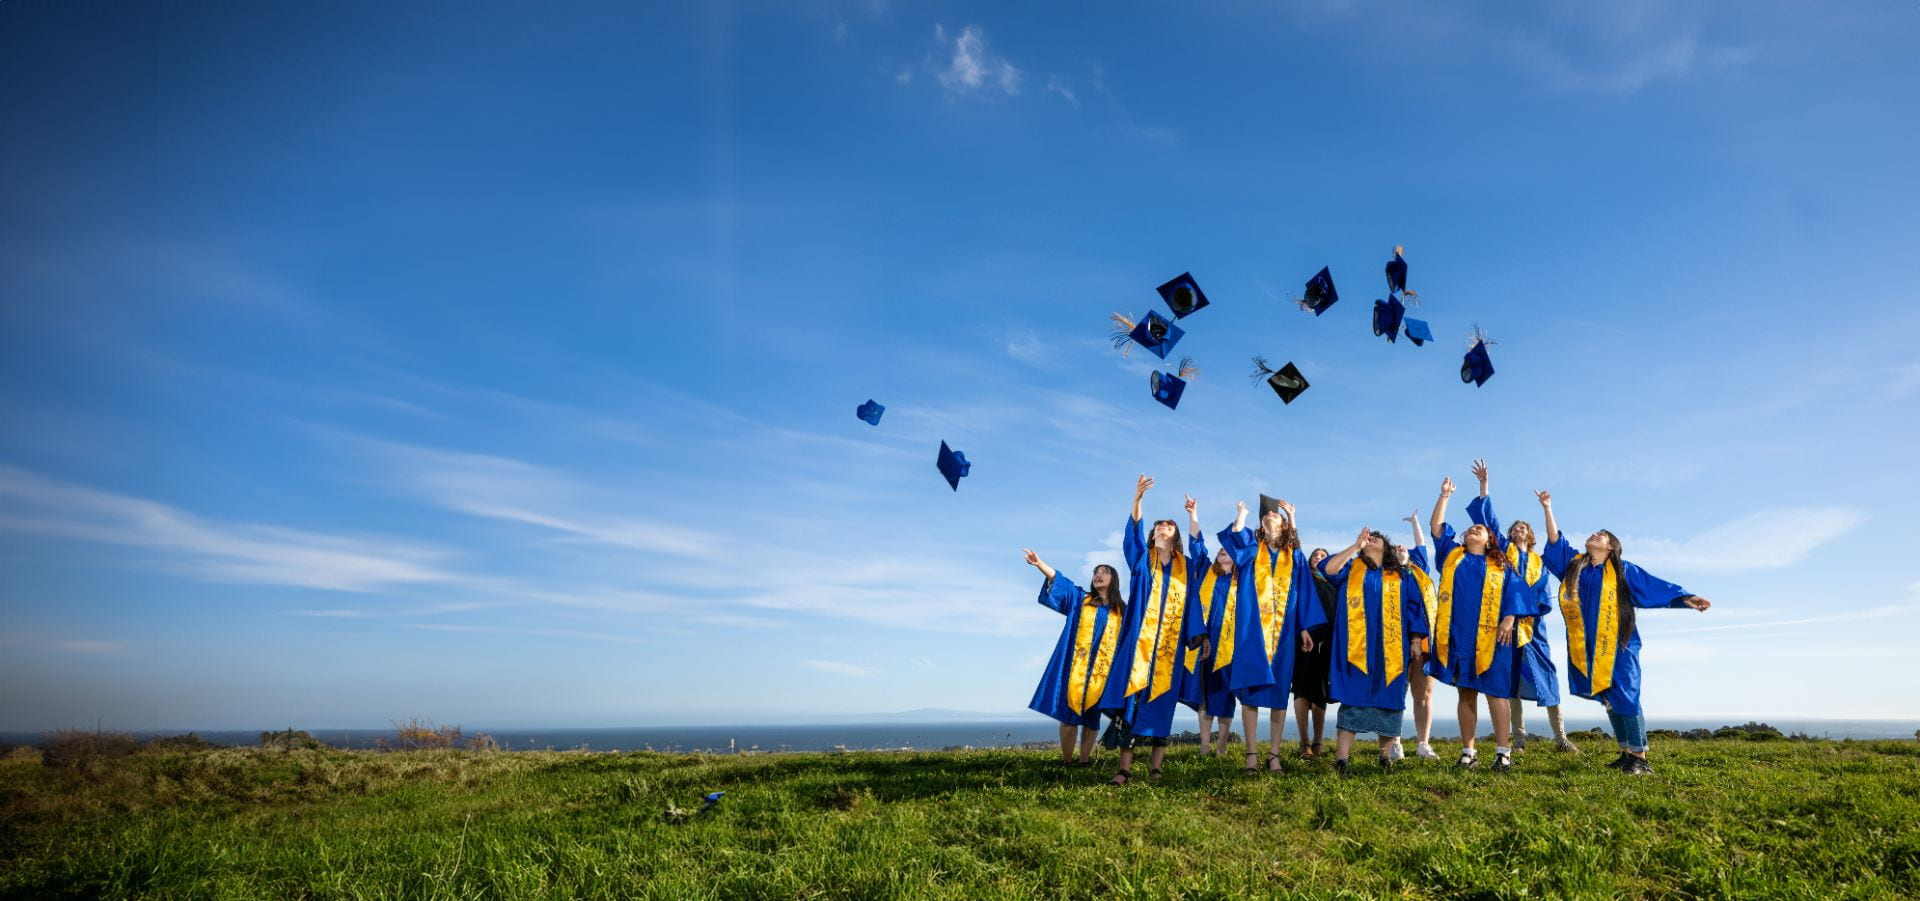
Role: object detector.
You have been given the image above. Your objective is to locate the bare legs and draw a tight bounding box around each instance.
[1237,707,1287,770]
[1456,688,1512,754]
[1409,667,1436,746]
[1058,724,1076,763]
[1077,726,1097,763]
[1292,698,1326,755]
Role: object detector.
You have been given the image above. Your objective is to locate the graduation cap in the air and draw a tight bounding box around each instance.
[1403,317,1433,346]
[1296,267,1338,316]
[1250,356,1309,404]
[856,399,884,426]
[936,440,971,490]
[1156,272,1210,319]
[1372,295,1406,343]
[1259,494,1290,520]
[1109,310,1185,360]
[1461,326,1496,387]
[700,792,725,813]
[1149,357,1199,410]
[1384,246,1417,299]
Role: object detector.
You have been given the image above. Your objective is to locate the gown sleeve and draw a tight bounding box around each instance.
[1402,570,1431,638]
[1408,545,1431,574]
[1499,568,1531,618]
[1217,524,1257,568]
[1434,521,1460,561]
[1470,495,1508,554]
[1542,533,1576,574]
[1622,560,1694,609]
[1124,515,1146,572]
[1038,573,1082,615]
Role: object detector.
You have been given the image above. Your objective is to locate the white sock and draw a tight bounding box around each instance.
[1461,746,1477,758]
[1495,746,1511,757]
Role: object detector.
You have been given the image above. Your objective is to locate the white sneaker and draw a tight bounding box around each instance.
[1387,742,1406,761]
[1415,743,1440,760]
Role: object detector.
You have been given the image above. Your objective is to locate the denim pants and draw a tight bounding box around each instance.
[1607,706,1648,753]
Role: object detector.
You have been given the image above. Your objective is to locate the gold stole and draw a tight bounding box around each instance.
[1066,599,1121,713]
[1184,569,1239,673]
[1343,564,1404,683]
[1560,560,1621,693]
[1507,545,1543,645]
[1435,547,1504,676]
[1408,564,1437,626]
[1125,548,1189,700]
[1253,545,1292,660]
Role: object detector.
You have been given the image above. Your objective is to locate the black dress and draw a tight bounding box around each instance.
[1290,573,1339,706]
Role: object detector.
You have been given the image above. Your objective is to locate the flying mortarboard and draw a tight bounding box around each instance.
[1403,317,1433,346]
[1384,246,1417,299]
[1156,272,1211,319]
[1149,357,1199,410]
[1372,295,1406,343]
[700,792,725,812]
[1250,355,1309,404]
[936,441,971,491]
[1109,310,1185,360]
[1461,326,1496,387]
[856,399,884,426]
[1296,267,1338,316]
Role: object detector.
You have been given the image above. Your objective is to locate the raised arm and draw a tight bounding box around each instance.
[1185,495,1201,539]
[1022,548,1057,583]
[1471,458,1489,498]
[1428,476,1455,537]
[1277,497,1298,541]
[1324,526,1368,575]
[1131,473,1152,523]
[1402,509,1426,549]
[1537,490,1559,545]
[1233,499,1249,533]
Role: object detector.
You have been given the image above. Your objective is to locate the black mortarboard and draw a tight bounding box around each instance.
[1461,327,1495,387]
[1372,296,1406,343]
[1297,267,1338,316]
[1403,317,1433,346]
[1109,310,1185,360]
[1149,357,1198,410]
[1384,246,1417,299]
[856,399,884,426]
[1259,494,1288,520]
[1156,272,1211,319]
[1250,356,1309,404]
[936,440,971,490]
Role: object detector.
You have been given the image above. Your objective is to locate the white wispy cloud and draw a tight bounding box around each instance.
[935,24,1021,97]
[802,658,874,677]
[1619,506,1862,572]
[1044,76,1078,107]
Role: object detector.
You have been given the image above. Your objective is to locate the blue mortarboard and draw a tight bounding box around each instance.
[701,792,724,810]
[1149,357,1198,410]
[1461,328,1495,387]
[1250,356,1309,404]
[1372,296,1406,343]
[1403,317,1433,346]
[1384,246,1417,299]
[1156,272,1210,319]
[936,441,971,490]
[856,399,884,426]
[1110,310,1184,360]
[1298,267,1338,316]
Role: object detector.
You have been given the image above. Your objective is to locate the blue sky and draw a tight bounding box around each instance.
[2,1,1916,730]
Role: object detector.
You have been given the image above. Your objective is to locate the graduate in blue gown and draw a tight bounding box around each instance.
[1465,460,1577,754]
[1098,474,1200,785]
[1178,497,1238,758]
[1535,489,1712,775]
[1217,497,1316,774]
[1393,513,1443,761]
[1305,526,1432,776]
[1427,474,1533,771]
[1021,548,1127,767]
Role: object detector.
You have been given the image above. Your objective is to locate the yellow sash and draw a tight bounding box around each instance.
[1560,559,1621,694]
[1408,564,1437,626]
[1183,569,1238,673]
[1507,545,1543,645]
[1435,547,1504,676]
[1125,548,1189,700]
[1253,545,1292,660]
[1343,564,1405,683]
[1066,599,1121,713]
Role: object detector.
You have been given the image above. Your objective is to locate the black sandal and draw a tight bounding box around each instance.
[1266,752,1283,773]
[1243,751,1259,775]
[1108,768,1132,786]
[1149,768,1163,780]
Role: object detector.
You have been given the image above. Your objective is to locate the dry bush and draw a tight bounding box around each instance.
[40,730,139,769]
[378,717,463,751]
[145,732,223,752]
[259,728,330,751]
[464,732,501,752]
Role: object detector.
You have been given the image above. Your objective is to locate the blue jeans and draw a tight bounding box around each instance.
[1607,708,1648,753]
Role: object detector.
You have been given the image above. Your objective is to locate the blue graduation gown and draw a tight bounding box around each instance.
[1424,523,1531,698]
[1027,573,1124,728]
[1542,534,1694,716]
[1178,533,1238,719]
[1304,557,1431,711]
[1469,495,1561,707]
[1097,516,1197,738]
[1217,526,1314,710]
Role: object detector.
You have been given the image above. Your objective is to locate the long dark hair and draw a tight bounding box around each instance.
[1149,518,1187,571]
[1563,530,1634,647]
[1089,564,1124,614]
[1463,523,1506,570]
[1357,531,1409,576]
[1258,512,1300,552]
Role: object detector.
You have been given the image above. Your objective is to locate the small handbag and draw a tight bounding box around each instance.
[1100,699,1135,750]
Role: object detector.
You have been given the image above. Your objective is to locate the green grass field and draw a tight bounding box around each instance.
[3,736,1917,899]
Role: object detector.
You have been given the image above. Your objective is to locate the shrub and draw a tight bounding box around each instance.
[40,729,140,768]
[260,728,330,751]
[464,732,501,752]
[1715,721,1783,741]
[145,732,223,752]
[378,717,462,751]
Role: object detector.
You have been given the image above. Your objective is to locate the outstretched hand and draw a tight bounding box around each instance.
[1439,477,1456,498]
[1683,596,1712,612]
[1236,500,1248,517]
[1276,498,1296,520]
[1022,548,1043,568]
[1134,473,1154,499]
[1184,495,1198,515]
[1471,458,1489,490]
[1535,489,1552,508]
[1354,526,1371,549]
[1402,510,1419,526]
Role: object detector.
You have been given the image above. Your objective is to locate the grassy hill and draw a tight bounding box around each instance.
[3,736,1917,899]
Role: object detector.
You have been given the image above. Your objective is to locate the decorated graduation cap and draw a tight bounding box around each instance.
[1403,317,1433,346]
[1156,272,1210,319]
[856,399,884,426]
[1149,357,1199,410]
[1296,267,1338,316]
[1372,295,1406,344]
[1384,246,1417,299]
[1461,325,1496,387]
[1249,355,1309,404]
[936,441,971,490]
[1258,494,1289,520]
[1109,310,1185,360]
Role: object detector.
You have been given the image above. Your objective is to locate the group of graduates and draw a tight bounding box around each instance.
[1022,461,1712,784]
